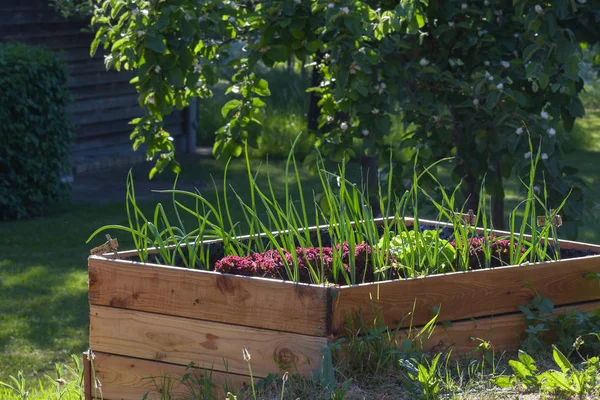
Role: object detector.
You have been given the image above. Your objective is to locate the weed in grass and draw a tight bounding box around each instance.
[0,355,85,400]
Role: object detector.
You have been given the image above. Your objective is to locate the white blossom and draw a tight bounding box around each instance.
[137,30,144,37]
[484,61,490,66]
[533,185,541,193]
[349,63,361,74]
[193,60,202,73]
[375,82,387,94]
[515,127,524,135]
[535,5,543,14]
[154,65,161,73]
[541,153,549,160]
[501,60,510,68]
[514,33,520,38]
[140,9,149,16]
[419,58,429,67]
[524,151,532,159]
[473,99,479,106]
[371,108,380,114]
[540,110,549,119]
[340,122,348,131]
[433,115,440,122]
[362,129,370,136]
[496,83,504,91]
[327,3,334,8]
[229,16,236,23]
[461,3,468,10]
[340,6,350,14]
[448,21,455,27]
[484,0,489,5]
[323,53,331,60]
[547,127,556,136]
[485,71,494,81]
[131,8,139,16]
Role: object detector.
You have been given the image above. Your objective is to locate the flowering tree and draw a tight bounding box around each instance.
[90,0,599,232]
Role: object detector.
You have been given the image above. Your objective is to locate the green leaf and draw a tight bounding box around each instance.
[145,35,167,54]
[538,73,550,89]
[565,54,580,77]
[494,376,515,388]
[567,97,585,118]
[221,99,241,118]
[509,360,533,380]
[505,89,531,107]
[551,345,573,375]
[254,79,271,96]
[523,44,540,62]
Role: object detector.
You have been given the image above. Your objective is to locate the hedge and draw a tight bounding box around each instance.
[0,42,75,220]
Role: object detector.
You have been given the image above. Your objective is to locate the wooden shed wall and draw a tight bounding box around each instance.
[0,0,189,165]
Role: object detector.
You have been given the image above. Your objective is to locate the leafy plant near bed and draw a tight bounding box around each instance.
[88,138,578,284]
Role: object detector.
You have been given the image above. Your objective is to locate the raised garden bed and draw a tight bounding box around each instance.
[85,217,600,400]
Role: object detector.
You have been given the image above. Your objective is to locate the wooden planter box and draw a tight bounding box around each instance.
[85,218,600,399]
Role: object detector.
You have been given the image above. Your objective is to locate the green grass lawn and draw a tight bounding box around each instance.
[1,112,600,397]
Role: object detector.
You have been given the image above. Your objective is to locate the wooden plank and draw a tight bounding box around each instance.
[71,82,136,101]
[88,257,329,336]
[332,255,600,334]
[69,70,136,88]
[83,353,92,400]
[92,352,252,400]
[400,300,600,355]
[89,256,328,336]
[73,105,142,127]
[89,305,327,378]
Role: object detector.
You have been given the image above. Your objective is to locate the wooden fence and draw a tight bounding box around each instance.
[1,0,194,169]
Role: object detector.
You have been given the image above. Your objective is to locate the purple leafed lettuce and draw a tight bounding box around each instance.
[214,243,395,283]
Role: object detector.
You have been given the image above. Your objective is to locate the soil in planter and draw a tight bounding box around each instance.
[132,225,598,285]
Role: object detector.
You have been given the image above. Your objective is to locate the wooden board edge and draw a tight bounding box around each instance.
[83,352,92,400]
[334,254,600,292]
[92,352,253,400]
[88,255,328,290]
[400,300,600,355]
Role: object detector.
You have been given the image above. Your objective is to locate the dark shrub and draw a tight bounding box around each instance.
[0,42,75,220]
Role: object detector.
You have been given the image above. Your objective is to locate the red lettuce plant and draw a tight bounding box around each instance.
[214,243,395,283]
[452,236,524,269]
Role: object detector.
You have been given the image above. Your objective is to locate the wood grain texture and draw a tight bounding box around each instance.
[91,352,252,400]
[90,305,327,378]
[88,256,329,336]
[398,301,600,354]
[83,353,92,400]
[332,256,600,334]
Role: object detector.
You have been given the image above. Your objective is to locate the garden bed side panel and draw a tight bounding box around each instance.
[88,256,330,337]
[90,352,252,400]
[395,300,600,354]
[331,255,600,336]
[89,305,327,378]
